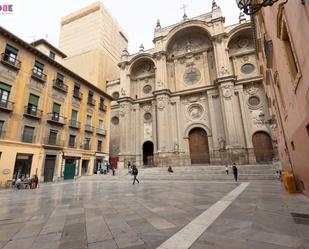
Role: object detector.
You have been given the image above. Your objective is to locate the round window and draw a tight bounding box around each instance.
[111,116,119,125]
[241,63,255,74]
[248,96,260,106]
[112,92,120,100]
[144,112,152,121]
[143,85,152,94]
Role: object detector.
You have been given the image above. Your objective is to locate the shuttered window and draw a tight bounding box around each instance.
[28,94,39,106]
[52,103,61,113]
[71,110,78,121]
[0,83,11,92]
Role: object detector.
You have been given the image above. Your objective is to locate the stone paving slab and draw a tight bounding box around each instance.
[0,179,308,249]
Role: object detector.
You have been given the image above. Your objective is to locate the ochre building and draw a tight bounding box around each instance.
[254,1,309,196]
[107,3,275,168]
[0,26,112,185]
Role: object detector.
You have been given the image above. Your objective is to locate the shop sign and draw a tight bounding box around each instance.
[64,152,82,158]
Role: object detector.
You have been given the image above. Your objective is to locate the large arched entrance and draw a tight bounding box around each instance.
[189,128,210,164]
[143,141,154,166]
[252,132,274,163]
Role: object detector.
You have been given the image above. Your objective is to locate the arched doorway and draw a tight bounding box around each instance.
[143,141,154,166]
[189,128,210,164]
[252,132,274,163]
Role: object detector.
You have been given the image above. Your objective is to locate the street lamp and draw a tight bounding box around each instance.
[235,0,288,15]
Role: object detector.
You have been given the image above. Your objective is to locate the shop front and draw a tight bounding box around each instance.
[62,152,82,180]
[94,153,108,174]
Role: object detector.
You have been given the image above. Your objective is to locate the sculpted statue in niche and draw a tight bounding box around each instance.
[218,137,226,151]
[222,85,233,99]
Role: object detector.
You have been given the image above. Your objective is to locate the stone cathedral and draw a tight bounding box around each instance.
[107,2,275,168]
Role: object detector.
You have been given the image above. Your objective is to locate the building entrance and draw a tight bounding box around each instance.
[44,155,56,182]
[143,141,154,166]
[13,154,33,179]
[252,132,274,162]
[189,128,210,164]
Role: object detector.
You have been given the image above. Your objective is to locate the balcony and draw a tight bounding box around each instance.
[96,128,107,136]
[53,79,68,93]
[44,137,64,147]
[85,125,94,133]
[24,106,42,119]
[99,104,107,112]
[1,53,21,70]
[47,113,66,126]
[81,144,91,150]
[31,69,47,83]
[0,100,14,112]
[73,90,83,100]
[69,120,81,129]
[21,134,35,144]
[68,142,77,148]
[87,97,96,106]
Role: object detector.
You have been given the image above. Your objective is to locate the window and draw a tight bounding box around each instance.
[291,141,295,151]
[248,96,261,107]
[0,120,4,137]
[52,103,61,121]
[68,135,76,148]
[143,85,152,94]
[86,115,92,125]
[278,7,301,87]
[56,73,64,83]
[97,140,102,152]
[99,97,105,110]
[88,90,95,105]
[241,63,255,74]
[85,138,91,150]
[111,116,119,125]
[73,83,82,99]
[0,83,11,108]
[27,94,39,115]
[4,44,18,64]
[49,51,55,60]
[48,130,58,145]
[112,92,119,100]
[22,126,35,143]
[33,60,44,77]
[99,119,104,129]
[71,110,78,121]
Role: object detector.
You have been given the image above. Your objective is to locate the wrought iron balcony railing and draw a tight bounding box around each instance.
[31,68,47,83]
[73,90,83,100]
[87,97,96,106]
[24,106,42,119]
[0,100,14,112]
[69,120,81,129]
[85,125,94,133]
[1,53,21,70]
[47,113,66,125]
[53,79,68,93]
[96,128,106,136]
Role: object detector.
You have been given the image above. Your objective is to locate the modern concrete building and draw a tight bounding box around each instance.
[59,1,128,91]
[107,2,275,169]
[253,1,309,196]
[0,26,112,186]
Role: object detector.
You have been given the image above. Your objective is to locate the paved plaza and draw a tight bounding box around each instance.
[0,176,309,249]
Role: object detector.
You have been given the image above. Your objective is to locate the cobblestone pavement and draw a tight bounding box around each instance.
[0,178,308,249]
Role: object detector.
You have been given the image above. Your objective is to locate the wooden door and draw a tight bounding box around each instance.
[44,156,56,182]
[252,132,274,162]
[189,128,210,164]
[64,163,75,180]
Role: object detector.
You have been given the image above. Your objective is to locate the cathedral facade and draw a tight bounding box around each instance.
[107,3,275,168]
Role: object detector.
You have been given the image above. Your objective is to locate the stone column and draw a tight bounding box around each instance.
[154,52,168,90]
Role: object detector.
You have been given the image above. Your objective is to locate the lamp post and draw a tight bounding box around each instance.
[235,0,291,15]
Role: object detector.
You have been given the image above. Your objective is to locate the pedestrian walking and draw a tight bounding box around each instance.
[232,163,238,182]
[111,165,115,176]
[132,165,139,184]
[225,165,229,175]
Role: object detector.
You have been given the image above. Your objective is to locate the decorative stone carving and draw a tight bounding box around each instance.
[187,104,204,120]
[52,91,65,102]
[119,104,127,117]
[219,66,229,76]
[218,137,226,151]
[142,105,152,112]
[245,85,259,95]
[87,108,93,114]
[121,88,126,97]
[238,39,249,48]
[222,85,233,99]
[183,67,201,85]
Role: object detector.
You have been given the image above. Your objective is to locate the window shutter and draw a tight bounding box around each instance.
[52,103,61,113]
[71,110,78,120]
[28,94,39,106]
[0,83,11,92]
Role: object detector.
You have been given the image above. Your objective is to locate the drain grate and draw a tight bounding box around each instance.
[291,212,309,225]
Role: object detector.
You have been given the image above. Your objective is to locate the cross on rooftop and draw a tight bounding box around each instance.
[180,4,189,15]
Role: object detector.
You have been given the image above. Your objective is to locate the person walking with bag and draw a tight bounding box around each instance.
[132,165,139,184]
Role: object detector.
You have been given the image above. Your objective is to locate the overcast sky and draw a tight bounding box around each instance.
[1,0,243,53]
